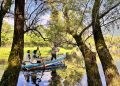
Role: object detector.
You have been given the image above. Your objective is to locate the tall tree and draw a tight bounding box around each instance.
[48,0,102,85]
[0,0,25,86]
[0,0,12,46]
[92,0,120,85]
[45,0,102,85]
[63,7,102,86]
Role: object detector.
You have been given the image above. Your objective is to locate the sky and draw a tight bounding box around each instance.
[3,0,120,36]
[4,13,50,26]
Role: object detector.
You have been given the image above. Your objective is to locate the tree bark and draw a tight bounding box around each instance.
[0,0,25,86]
[92,0,120,86]
[0,11,5,47]
[73,35,102,86]
[0,15,3,46]
[0,0,12,47]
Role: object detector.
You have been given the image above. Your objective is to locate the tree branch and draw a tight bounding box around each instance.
[34,29,48,41]
[101,16,120,27]
[78,1,120,37]
[80,0,90,24]
[100,1,120,18]
[84,33,93,42]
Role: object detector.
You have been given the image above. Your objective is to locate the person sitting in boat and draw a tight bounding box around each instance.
[36,46,41,56]
[23,50,31,64]
[32,50,43,63]
[51,44,59,60]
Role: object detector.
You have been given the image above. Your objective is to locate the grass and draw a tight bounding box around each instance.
[0,47,74,60]
[0,47,11,60]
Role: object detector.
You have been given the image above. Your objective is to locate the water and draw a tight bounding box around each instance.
[0,58,120,86]
[17,71,51,86]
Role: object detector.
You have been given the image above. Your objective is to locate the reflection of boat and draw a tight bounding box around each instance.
[22,54,66,71]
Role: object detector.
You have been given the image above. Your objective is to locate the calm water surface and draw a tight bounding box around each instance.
[0,58,120,86]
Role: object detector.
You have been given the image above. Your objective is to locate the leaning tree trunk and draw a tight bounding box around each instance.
[0,0,12,47]
[63,5,102,86]
[0,0,25,86]
[92,0,120,86]
[73,35,102,86]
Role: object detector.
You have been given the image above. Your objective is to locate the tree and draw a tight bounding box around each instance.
[63,7,102,86]
[0,0,12,46]
[92,0,120,85]
[46,7,66,46]
[24,0,48,43]
[0,0,25,86]
[47,0,102,85]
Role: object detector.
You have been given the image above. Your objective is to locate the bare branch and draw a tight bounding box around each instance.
[26,0,32,13]
[100,1,120,18]
[80,0,90,24]
[27,2,45,20]
[34,29,48,41]
[84,33,93,42]
[24,25,39,33]
[101,16,120,27]
[78,1,120,37]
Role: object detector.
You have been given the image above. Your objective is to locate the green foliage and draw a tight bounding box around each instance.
[45,10,66,46]
[1,21,13,46]
[24,33,49,47]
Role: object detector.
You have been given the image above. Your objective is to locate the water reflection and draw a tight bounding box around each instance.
[0,59,6,65]
[31,73,38,86]
[17,53,84,86]
[18,64,67,86]
[0,59,6,80]
[23,70,46,86]
[4,56,120,86]
[24,72,30,82]
[49,70,62,86]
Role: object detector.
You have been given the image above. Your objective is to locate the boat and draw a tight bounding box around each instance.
[22,54,66,70]
[22,62,67,71]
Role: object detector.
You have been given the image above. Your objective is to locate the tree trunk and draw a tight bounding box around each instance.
[0,0,25,86]
[0,12,5,47]
[0,0,12,47]
[92,0,120,86]
[73,35,102,86]
[0,16,3,46]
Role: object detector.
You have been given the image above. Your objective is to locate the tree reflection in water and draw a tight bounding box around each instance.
[0,59,6,80]
[48,55,84,86]
[49,70,62,86]
[57,52,85,86]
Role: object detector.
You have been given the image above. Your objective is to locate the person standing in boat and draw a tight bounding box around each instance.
[51,44,59,60]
